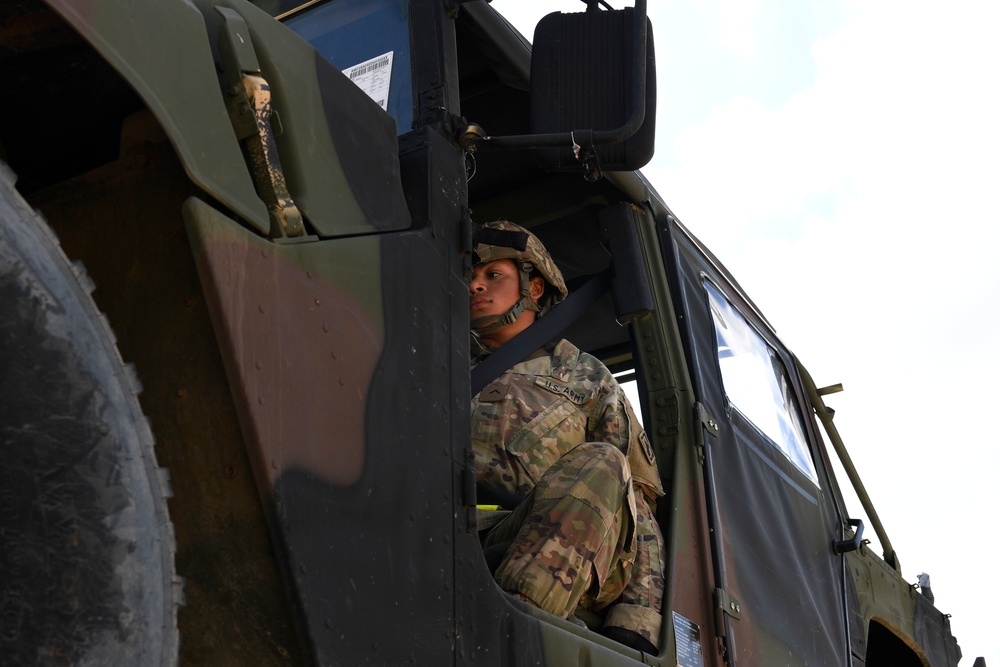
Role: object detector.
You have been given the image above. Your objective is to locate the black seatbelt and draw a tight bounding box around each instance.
[470,268,613,397]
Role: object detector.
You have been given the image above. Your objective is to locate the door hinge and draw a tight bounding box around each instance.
[693,402,719,464]
[652,392,679,440]
[715,588,742,620]
[697,402,719,436]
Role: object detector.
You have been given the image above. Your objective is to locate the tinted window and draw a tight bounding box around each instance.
[284,0,413,134]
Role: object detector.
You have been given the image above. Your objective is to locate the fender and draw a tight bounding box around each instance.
[44,0,409,238]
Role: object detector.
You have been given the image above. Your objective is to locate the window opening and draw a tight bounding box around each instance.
[705,281,818,483]
[615,370,644,428]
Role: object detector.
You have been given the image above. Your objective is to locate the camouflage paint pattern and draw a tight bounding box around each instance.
[44,0,270,231]
[44,0,410,240]
[473,338,666,647]
[184,197,384,487]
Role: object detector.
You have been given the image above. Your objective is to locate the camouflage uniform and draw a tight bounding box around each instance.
[473,338,666,648]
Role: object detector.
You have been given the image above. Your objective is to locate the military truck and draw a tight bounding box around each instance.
[0,0,975,665]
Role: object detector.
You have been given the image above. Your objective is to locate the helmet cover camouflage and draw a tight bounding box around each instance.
[473,220,568,316]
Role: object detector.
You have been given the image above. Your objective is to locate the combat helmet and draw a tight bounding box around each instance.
[470,220,568,335]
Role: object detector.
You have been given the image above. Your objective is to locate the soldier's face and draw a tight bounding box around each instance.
[469,259,521,319]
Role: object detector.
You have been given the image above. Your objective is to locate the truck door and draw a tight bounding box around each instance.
[663,222,851,665]
[181,1,474,664]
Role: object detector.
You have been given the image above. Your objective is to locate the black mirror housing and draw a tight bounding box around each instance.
[529,6,656,173]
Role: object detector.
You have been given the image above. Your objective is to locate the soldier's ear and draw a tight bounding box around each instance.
[529,276,545,302]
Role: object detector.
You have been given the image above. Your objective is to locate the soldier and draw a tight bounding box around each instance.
[469,221,666,654]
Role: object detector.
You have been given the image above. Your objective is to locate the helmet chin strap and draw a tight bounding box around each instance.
[471,297,528,336]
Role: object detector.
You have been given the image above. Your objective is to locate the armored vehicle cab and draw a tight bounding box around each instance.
[0,0,971,665]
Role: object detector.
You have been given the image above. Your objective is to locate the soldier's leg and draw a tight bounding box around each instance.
[488,443,637,618]
[602,493,666,650]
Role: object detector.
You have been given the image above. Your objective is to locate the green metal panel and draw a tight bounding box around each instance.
[47,0,270,231]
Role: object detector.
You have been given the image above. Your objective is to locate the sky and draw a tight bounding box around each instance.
[497,1,999,664]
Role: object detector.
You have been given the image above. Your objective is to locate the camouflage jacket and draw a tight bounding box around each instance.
[472,339,664,503]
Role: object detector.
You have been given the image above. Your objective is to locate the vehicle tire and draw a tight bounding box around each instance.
[0,163,180,666]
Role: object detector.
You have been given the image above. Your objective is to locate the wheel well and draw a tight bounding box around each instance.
[1,0,145,193]
[866,620,928,667]
[4,4,311,663]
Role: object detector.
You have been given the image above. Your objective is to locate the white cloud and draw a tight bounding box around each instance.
[712,0,764,60]
[647,2,1000,663]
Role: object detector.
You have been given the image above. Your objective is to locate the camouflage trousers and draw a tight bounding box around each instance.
[481,443,665,648]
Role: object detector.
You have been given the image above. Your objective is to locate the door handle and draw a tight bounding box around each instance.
[833,518,865,554]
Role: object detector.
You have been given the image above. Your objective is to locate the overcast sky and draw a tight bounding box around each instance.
[498,1,998,664]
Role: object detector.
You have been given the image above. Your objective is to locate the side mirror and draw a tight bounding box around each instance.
[466,1,657,181]
[529,1,656,177]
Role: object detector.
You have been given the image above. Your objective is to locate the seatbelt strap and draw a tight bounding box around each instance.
[471,268,613,397]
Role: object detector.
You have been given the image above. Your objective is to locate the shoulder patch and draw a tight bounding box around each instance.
[534,377,589,404]
[479,379,509,402]
[623,398,656,465]
[638,429,656,465]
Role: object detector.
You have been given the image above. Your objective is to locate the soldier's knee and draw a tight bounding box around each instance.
[566,442,630,484]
